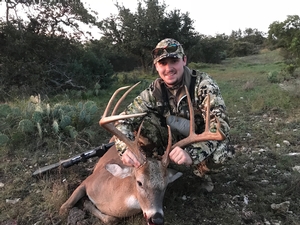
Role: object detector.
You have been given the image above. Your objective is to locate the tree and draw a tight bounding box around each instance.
[226,28,266,57]
[4,0,97,40]
[188,34,228,64]
[98,0,198,71]
[268,15,300,76]
[268,15,300,50]
[0,1,114,100]
[242,28,265,46]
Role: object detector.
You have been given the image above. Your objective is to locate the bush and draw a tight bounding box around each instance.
[267,71,280,83]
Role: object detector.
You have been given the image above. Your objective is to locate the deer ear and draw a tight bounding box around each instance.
[166,168,183,183]
[105,163,132,179]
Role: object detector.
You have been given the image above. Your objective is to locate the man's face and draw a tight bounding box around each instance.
[155,57,186,87]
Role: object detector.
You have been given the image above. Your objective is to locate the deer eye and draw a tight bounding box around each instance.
[137,181,143,187]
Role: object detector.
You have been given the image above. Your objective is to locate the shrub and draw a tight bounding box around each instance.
[267,71,280,83]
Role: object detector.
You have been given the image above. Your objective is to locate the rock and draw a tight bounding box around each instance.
[271,201,290,213]
[292,166,300,173]
[286,152,300,156]
[6,198,20,204]
[200,175,214,192]
[282,140,290,146]
[260,180,269,184]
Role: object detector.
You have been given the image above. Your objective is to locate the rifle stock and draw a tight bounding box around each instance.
[32,142,114,176]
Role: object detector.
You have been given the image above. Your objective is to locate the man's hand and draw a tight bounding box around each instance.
[169,146,192,166]
[121,149,141,168]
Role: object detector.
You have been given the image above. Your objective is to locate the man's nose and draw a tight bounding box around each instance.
[165,62,173,70]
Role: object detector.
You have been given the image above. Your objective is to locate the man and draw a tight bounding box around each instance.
[115,38,232,181]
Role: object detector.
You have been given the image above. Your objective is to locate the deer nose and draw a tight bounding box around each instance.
[148,212,164,225]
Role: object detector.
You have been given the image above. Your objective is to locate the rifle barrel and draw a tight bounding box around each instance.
[32,142,114,176]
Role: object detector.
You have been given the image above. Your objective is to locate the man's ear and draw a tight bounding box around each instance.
[183,55,187,65]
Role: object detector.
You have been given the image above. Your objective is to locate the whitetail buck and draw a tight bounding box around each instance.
[60,82,225,225]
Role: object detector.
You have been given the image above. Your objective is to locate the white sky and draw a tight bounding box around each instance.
[82,0,300,36]
[1,0,299,38]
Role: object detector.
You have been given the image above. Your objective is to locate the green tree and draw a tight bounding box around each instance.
[98,0,198,71]
[4,0,97,40]
[0,1,114,100]
[87,38,139,72]
[243,28,265,46]
[227,28,266,57]
[268,15,300,76]
[189,34,228,64]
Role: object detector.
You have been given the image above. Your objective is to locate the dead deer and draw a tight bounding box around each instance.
[60,82,225,225]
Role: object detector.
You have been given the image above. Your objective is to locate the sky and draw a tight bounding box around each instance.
[82,0,300,36]
[1,0,299,39]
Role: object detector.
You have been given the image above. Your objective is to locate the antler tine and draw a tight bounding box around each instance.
[111,82,141,116]
[101,86,130,118]
[161,125,172,168]
[99,82,146,164]
[171,86,226,149]
[100,82,146,125]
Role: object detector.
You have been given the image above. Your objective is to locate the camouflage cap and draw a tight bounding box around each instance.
[152,38,184,64]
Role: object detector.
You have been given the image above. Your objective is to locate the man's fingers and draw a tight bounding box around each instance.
[169,147,192,165]
[122,150,141,167]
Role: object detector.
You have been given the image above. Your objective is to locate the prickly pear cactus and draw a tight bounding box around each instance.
[79,101,98,125]
[60,115,72,129]
[18,119,35,133]
[0,133,9,146]
[0,104,11,118]
[2,94,100,144]
[52,120,59,134]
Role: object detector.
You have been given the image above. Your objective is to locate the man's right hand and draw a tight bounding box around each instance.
[121,149,141,168]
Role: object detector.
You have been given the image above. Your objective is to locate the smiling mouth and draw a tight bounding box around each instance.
[166,73,175,77]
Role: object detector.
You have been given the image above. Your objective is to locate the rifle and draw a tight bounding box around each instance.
[32,142,115,176]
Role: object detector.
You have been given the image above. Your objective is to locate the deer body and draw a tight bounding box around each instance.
[60,83,225,225]
[60,137,182,225]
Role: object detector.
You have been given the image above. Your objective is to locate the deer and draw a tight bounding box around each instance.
[59,82,225,225]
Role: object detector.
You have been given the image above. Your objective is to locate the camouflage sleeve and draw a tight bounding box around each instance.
[114,87,156,156]
[185,72,231,165]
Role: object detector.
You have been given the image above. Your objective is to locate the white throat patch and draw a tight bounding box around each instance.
[125,195,140,209]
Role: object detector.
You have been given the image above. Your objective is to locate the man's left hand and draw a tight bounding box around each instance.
[169,146,192,166]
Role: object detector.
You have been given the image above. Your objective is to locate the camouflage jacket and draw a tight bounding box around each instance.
[115,66,231,166]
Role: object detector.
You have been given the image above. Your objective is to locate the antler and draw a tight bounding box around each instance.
[161,86,226,167]
[161,125,173,167]
[172,86,226,149]
[99,82,147,164]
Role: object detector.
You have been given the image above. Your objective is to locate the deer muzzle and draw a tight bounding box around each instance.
[145,212,164,225]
